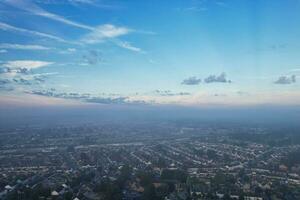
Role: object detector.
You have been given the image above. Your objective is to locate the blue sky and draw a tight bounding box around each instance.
[0,0,300,107]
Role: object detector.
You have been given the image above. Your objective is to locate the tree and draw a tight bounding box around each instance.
[142,184,157,200]
[161,169,187,183]
[137,171,153,187]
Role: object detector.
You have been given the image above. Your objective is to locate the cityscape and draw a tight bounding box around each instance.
[0,121,299,199]
[1,0,300,199]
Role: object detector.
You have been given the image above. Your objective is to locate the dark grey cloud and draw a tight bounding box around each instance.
[0,79,10,85]
[181,76,201,85]
[0,67,30,75]
[13,78,32,85]
[236,91,249,96]
[82,50,102,65]
[213,93,226,97]
[28,89,145,105]
[177,92,191,96]
[0,79,13,91]
[0,76,47,91]
[154,90,191,96]
[29,90,89,100]
[182,73,232,85]
[204,72,231,83]
[86,97,128,104]
[0,67,10,74]
[11,74,49,86]
[274,75,296,84]
[33,76,46,83]
[269,44,287,51]
[0,61,52,89]
[250,43,288,54]
[17,68,30,74]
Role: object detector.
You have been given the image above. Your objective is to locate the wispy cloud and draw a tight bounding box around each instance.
[113,40,142,52]
[215,1,227,7]
[0,43,51,50]
[0,49,8,53]
[81,25,142,52]
[34,0,120,10]
[28,89,146,105]
[4,0,93,30]
[3,1,124,35]
[175,0,208,12]
[2,0,143,52]
[3,60,53,70]
[0,21,68,43]
[290,68,300,72]
[274,75,296,84]
[81,24,131,43]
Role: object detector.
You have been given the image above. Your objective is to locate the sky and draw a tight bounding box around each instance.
[0,0,300,108]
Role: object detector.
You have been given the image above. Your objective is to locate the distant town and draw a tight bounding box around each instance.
[0,121,299,200]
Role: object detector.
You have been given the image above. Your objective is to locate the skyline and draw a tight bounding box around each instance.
[0,0,300,107]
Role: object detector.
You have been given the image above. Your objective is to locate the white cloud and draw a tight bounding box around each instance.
[81,25,142,52]
[67,48,76,52]
[0,21,67,43]
[3,60,53,70]
[290,68,300,72]
[2,1,142,51]
[0,49,8,53]
[0,43,51,50]
[81,24,131,44]
[5,0,120,29]
[114,40,142,52]
[4,0,93,30]
[0,20,141,52]
[34,0,117,9]
[59,48,77,54]
[67,0,96,5]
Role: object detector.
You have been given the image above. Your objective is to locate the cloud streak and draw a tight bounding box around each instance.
[0,21,68,43]
[0,43,51,50]
[2,60,53,70]
[28,89,146,105]
[113,40,142,52]
[2,0,143,52]
[34,0,120,10]
[4,0,93,30]
[81,24,131,43]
